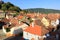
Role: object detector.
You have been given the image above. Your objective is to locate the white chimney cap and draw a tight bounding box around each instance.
[32,22,34,27]
[32,18,35,20]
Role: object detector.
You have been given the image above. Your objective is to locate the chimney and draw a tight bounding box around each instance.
[9,22,11,24]
[19,20,21,24]
[32,22,34,27]
[32,18,35,27]
[6,15,9,19]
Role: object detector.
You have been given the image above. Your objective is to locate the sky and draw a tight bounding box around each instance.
[3,0,60,10]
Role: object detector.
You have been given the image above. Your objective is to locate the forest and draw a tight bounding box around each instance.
[24,8,60,14]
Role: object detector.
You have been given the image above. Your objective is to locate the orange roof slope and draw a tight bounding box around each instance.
[39,14,47,19]
[47,14,59,20]
[10,18,18,25]
[24,24,50,36]
[1,18,10,23]
[17,15,23,20]
[27,14,35,18]
[24,25,42,36]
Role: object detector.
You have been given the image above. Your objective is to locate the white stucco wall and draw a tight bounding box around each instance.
[3,24,28,34]
[41,17,49,27]
[6,15,9,19]
[23,31,28,39]
[10,24,28,34]
[23,31,45,40]
[2,26,7,34]
[23,31,47,40]
[56,19,59,25]
[51,21,57,27]
[51,19,59,27]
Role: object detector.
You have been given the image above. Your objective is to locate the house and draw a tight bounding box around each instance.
[2,21,29,37]
[27,13,36,18]
[16,15,23,20]
[39,14,47,20]
[51,19,59,27]
[2,14,30,37]
[0,18,10,29]
[23,16,58,40]
[50,19,59,31]
[41,17,50,28]
[46,13,60,31]
[47,13,59,20]
[0,10,5,19]
[23,21,50,40]
[6,14,13,19]
[1,18,10,24]
[23,25,46,40]
[10,18,18,25]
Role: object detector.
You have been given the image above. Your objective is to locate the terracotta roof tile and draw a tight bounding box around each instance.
[17,15,23,20]
[39,14,47,19]
[27,14,35,18]
[10,18,18,25]
[1,18,10,23]
[47,14,59,20]
[24,19,53,36]
[24,25,42,36]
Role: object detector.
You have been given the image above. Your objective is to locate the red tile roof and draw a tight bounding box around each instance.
[10,18,18,25]
[24,25,42,36]
[17,15,23,20]
[27,14,35,18]
[24,18,52,36]
[24,24,52,36]
[47,14,59,20]
[39,14,47,19]
[1,18,10,23]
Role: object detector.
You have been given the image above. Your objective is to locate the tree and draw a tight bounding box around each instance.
[1,3,7,12]
[20,10,27,15]
[6,2,14,6]
[0,1,22,13]
[9,6,14,11]
[0,4,1,9]
[13,6,21,12]
[9,6,21,12]
[6,2,14,9]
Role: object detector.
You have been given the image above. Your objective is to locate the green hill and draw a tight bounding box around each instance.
[24,8,60,14]
[0,1,21,12]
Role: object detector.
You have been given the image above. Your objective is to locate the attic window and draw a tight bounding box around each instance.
[8,25,11,27]
[6,28,10,32]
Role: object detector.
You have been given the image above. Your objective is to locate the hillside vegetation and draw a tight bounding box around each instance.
[0,1,60,14]
[24,8,60,14]
[0,1,21,12]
